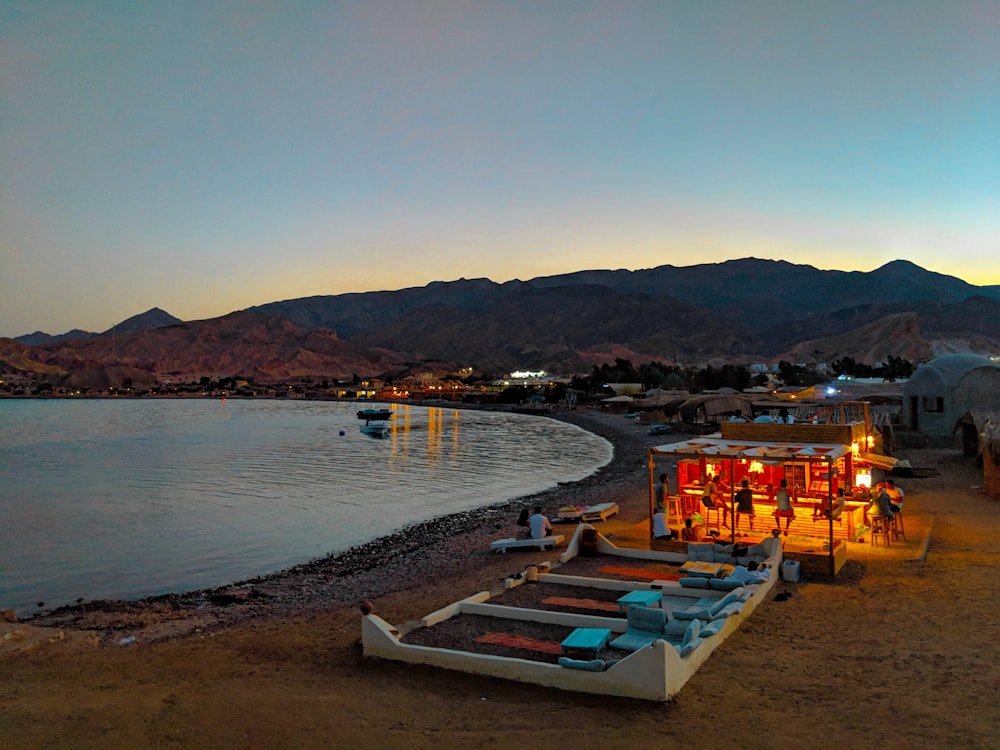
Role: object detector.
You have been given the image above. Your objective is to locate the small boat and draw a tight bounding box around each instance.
[360,421,391,438]
[357,407,393,420]
[648,422,674,435]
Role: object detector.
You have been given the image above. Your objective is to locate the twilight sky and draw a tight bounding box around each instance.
[2,1,998,338]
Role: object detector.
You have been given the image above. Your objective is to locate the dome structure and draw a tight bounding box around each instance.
[902,354,1000,438]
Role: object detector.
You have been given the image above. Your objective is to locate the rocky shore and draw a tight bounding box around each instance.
[24,409,669,644]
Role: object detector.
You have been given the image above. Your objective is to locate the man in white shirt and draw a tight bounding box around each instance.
[528,506,552,539]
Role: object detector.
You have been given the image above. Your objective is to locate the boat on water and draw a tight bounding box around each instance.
[357,407,393,420]
[360,421,391,438]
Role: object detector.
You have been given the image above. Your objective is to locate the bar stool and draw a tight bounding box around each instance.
[703,505,724,529]
[870,516,892,547]
[891,510,906,541]
[668,495,684,521]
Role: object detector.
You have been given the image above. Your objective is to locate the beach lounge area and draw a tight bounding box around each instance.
[363,524,781,701]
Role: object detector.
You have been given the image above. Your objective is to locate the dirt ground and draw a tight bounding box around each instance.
[1,415,998,749]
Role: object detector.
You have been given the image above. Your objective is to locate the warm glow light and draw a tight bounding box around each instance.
[749,461,764,474]
[851,441,860,457]
[855,470,872,488]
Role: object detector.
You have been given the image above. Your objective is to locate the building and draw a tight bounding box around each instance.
[902,354,1000,440]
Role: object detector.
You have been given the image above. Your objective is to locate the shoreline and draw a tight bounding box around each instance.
[22,408,663,643]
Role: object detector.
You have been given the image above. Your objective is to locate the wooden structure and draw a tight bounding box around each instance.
[648,412,898,578]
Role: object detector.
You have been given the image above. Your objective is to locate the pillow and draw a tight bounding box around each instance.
[663,617,689,636]
[558,657,607,672]
[679,577,710,588]
[710,591,740,614]
[682,618,702,646]
[675,639,701,657]
[672,606,713,621]
[748,543,768,559]
[709,577,743,591]
[713,601,745,619]
[688,543,715,562]
[699,619,726,637]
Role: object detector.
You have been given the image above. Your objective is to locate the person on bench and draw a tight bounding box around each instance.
[529,506,552,539]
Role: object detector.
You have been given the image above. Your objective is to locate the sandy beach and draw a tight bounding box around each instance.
[2,409,998,749]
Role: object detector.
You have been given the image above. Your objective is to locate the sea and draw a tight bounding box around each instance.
[0,399,612,617]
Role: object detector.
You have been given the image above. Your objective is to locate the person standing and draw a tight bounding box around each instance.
[735,479,755,532]
[528,506,552,539]
[654,472,669,515]
[774,478,794,534]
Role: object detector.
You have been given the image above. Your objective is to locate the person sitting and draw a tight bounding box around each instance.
[701,474,730,527]
[653,511,673,540]
[828,488,846,520]
[735,479,755,532]
[528,506,552,539]
[680,516,703,542]
[885,479,904,514]
[867,484,894,524]
[773,478,794,534]
[516,507,531,537]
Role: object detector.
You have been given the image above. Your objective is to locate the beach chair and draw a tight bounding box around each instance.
[489,535,565,553]
[557,502,620,523]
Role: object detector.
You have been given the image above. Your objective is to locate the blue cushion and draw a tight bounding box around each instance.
[679,577,710,588]
[610,633,659,652]
[713,601,745,619]
[663,617,689,636]
[682,618,702,646]
[708,577,743,591]
[700,619,726,637]
[675,639,701,657]
[672,606,713,621]
[688,543,715,562]
[710,591,740,614]
[558,657,607,672]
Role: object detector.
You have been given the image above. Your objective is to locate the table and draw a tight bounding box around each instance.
[616,589,662,613]
[679,560,724,578]
[560,627,612,659]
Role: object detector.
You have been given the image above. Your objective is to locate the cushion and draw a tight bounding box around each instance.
[678,577,710,588]
[713,601,745,619]
[675,639,702,657]
[626,604,667,633]
[699,619,726,637]
[663,617,689,636]
[710,591,740,614]
[682,618,702,646]
[688,543,715,562]
[708,577,742,591]
[672,607,713,621]
[558,657,607,672]
[610,632,660,652]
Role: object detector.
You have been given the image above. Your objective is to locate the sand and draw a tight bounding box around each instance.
[1,410,998,749]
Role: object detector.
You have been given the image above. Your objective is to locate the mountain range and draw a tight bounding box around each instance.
[5,258,1000,388]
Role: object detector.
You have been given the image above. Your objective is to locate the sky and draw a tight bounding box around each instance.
[2,1,999,338]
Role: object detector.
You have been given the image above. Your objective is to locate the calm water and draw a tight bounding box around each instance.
[0,399,611,616]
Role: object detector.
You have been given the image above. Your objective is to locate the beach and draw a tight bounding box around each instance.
[2,410,998,749]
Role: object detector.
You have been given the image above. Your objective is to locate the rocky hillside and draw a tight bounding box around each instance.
[6,259,999,385]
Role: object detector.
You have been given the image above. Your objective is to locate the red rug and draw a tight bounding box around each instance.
[541,596,620,612]
[598,565,680,580]
[475,632,564,655]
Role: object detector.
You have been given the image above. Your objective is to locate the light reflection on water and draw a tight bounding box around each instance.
[0,399,611,615]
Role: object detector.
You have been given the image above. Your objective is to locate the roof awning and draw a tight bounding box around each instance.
[857,451,899,470]
[651,437,851,462]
